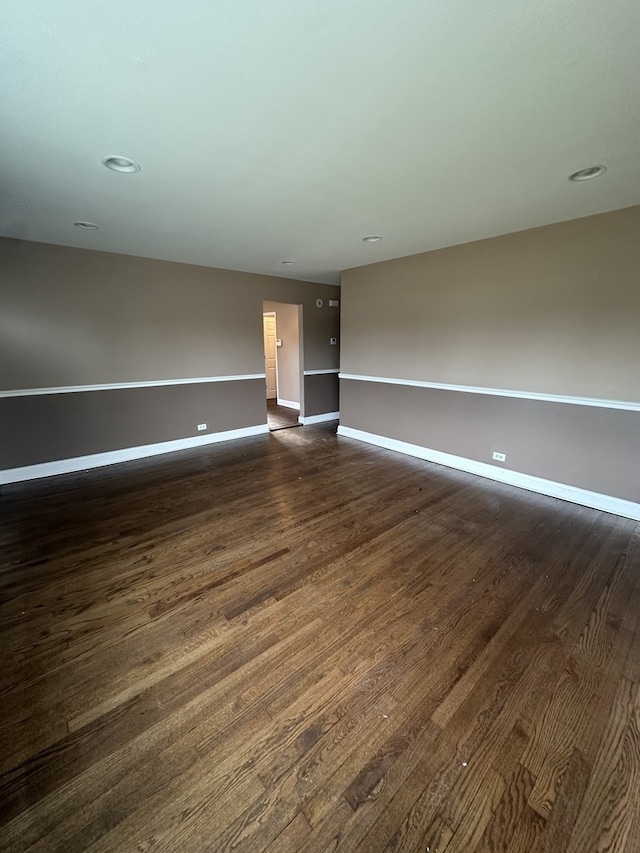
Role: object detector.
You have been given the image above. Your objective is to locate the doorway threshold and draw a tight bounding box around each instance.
[267,399,301,431]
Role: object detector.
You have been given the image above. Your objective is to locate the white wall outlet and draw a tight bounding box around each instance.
[197,423,207,431]
[492,451,506,462]
[330,337,337,345]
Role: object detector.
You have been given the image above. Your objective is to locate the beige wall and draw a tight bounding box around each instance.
[0,381,265,469]
[340,207,640,504]
[0,238,340,472]
[341,381,639,503]
[0,238,340,390]
[341,206,640,401]
[304,373,339,418]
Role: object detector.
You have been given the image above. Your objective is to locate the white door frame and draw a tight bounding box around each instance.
[262,304,305,418]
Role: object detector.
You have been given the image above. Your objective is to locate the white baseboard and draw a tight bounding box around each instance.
[0,424,270,485]
[276,398,300,410]
[299,411,340,425]
[337,425,640,521]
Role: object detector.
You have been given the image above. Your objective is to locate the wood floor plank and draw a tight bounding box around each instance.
[565,677,640,853]
[293,515,567,853]
[349,511,633,852]
[265,811,312,851]
[533,747,591,853]
[474,763,536,853]
[522,550,639,818]
[350,612,547,852]
[445,766,506,852]
[1,426,639,852]
[430,504,599,729]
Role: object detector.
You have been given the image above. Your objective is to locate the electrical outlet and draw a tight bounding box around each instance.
[492,451,506,462]
[197,423,207,431]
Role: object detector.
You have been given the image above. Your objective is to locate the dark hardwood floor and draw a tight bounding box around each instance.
[267,399,300,431]
[1,424,639,852]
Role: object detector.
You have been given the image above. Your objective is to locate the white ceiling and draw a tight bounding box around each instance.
[2,1,639,285]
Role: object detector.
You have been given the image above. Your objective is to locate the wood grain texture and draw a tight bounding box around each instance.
[1,425,639,852]
[266,399,300,431]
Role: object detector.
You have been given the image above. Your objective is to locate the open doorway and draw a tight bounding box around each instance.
[262,302,303,431]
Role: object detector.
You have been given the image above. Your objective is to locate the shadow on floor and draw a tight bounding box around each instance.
[267,399,301,431]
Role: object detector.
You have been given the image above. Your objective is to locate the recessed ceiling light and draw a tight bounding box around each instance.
[281,260,296,265]
[363,235,382,242]
[74,221,98,230]
[102,155,141,173]
[568,165,606,182]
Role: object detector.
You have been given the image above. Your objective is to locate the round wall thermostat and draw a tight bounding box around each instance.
[316,298,324,308]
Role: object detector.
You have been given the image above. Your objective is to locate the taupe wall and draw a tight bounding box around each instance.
[0,238,340,470]
[0,239,339,389]
[341,382,640,503]
[342,206,640,400]
[340,207,640,503]
[0,381,265,469]
[304,373,340,418]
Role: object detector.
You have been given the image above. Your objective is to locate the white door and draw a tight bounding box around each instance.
[263,313,277,399]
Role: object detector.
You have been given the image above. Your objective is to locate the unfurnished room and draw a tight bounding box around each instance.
[1,2,639,851]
